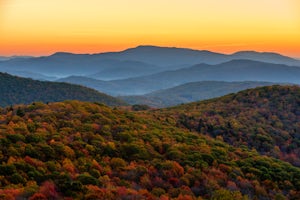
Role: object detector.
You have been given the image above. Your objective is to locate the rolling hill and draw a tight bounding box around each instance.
[59,60,300,96]
[121,81,278,107]
[155,85,300,167]
[0,72,125,107]
[0,97,299,199]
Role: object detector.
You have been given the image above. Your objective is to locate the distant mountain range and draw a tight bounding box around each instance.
[120,81,281,107]
[0,72,125,107]
[1,46,300,107]
[0,46,299,80]
[58,59,300,96]
[101,45,300,67]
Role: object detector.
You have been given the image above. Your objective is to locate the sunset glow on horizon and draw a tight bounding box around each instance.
[0,0,300,57]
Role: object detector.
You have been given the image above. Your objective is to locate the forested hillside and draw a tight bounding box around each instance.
[157,85,300,167]
[0,73,125,107]
[0,98,299,199]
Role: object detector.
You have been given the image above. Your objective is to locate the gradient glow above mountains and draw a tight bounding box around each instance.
[0,0,299,57]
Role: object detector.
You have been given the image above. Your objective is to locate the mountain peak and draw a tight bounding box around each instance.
[231,51,299,62]
[50,52,92,57]
[135,45,161,48]
[232,50,283,57]
[51,52,76,56]
[133,45,213,53]
[119,45,220,58]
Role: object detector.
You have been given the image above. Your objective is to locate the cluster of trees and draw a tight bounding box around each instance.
[0,98,299,199]
[159,85,300,167]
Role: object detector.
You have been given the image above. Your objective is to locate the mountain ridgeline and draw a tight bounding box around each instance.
[0,46,299,80]
[0,86,300,199]
[0,72,125,107]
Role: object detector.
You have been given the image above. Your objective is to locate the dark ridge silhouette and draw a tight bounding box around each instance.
[0,72,126,107]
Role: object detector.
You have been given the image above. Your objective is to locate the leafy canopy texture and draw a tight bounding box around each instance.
[0,86,299,199]
[158,85,300,167]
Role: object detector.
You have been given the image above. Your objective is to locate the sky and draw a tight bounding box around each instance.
[0,0,300,57]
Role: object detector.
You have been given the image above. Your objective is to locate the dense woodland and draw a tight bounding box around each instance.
[157,85,300,167]
[0,72,125,107]
[0,86,299,199]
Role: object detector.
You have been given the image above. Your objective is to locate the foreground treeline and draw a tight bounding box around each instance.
[0,87,299,199]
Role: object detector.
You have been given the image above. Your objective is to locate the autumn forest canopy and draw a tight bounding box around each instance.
[0,85,299,199]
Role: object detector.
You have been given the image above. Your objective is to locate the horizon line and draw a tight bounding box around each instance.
[1,44,298,59]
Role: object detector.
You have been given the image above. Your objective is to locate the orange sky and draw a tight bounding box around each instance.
[0,0,300,57]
